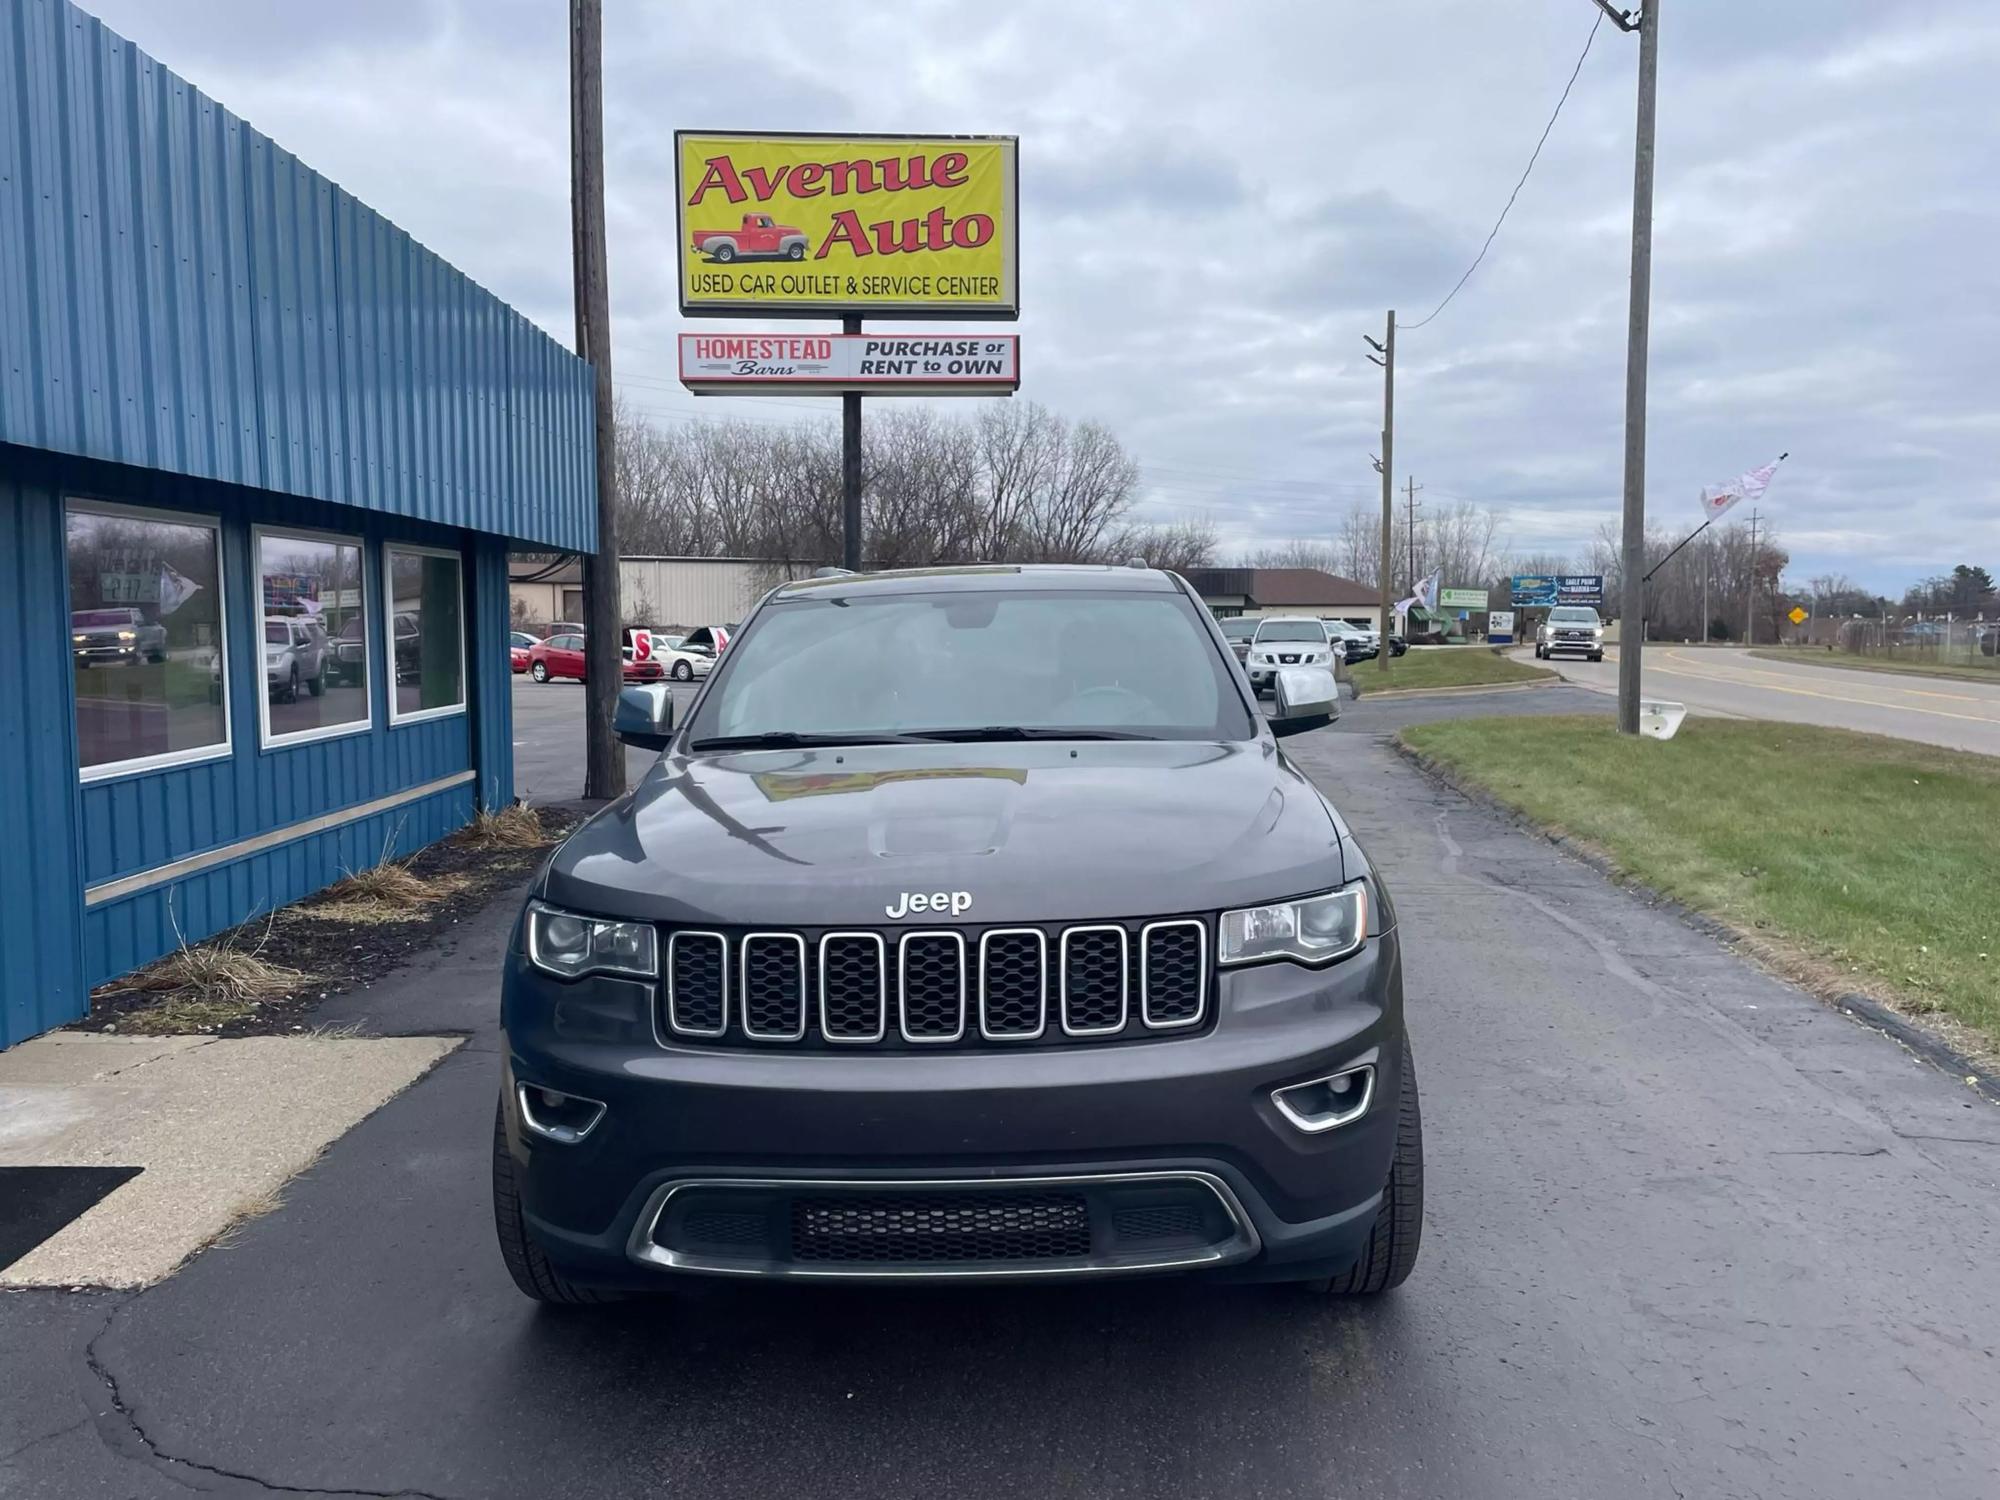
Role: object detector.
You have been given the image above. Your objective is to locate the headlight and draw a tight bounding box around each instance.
[1219,884,1368,967]
[525,900,658,980]
[117,630,137,641]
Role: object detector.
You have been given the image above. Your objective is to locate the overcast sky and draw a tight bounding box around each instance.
[86,1,2000,594]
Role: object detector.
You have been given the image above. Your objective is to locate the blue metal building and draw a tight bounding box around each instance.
[0,0,598,1048]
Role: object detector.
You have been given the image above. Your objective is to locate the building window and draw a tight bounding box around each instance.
[66,501,230,779]
[256,528,369,746]
[384,544,466,723]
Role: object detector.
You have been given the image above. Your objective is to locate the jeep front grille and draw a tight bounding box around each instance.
[661,918,1211,1049]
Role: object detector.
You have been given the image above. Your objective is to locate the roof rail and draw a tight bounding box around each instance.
[811,566,857,579]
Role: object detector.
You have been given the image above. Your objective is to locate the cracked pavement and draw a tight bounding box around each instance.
[3,683,1996,1498]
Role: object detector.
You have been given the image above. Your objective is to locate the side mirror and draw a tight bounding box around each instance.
[614,683,675,751]
[1270,666,1339,738]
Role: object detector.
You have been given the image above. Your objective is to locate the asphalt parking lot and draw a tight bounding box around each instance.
[4,681,1996,1499]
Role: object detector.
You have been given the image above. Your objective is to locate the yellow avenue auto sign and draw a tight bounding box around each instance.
[675,131,1018,319]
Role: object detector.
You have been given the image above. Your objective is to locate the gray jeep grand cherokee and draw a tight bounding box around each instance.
[494,564,1421,1301]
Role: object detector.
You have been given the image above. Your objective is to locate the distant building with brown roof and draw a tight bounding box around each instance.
[1184,568,1383,630]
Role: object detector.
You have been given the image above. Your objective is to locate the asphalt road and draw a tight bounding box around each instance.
[1532,645,2000,756]
[4,684,1997,1498]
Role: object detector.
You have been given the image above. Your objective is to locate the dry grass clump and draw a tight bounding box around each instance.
[453,800,550,851]
[101,912,308,1033]
[293,857,470,926]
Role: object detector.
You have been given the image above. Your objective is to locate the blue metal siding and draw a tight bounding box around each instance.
[3,442,515,1009]
[0,461,87,1048]
[0,0,596,551]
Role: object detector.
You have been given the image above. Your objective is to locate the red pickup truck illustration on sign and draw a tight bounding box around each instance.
[690,213,809,263]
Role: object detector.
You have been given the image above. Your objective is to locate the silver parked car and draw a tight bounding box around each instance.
[264,616,328,701]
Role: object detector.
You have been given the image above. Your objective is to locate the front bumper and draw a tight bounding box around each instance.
[499,927,1406,1288]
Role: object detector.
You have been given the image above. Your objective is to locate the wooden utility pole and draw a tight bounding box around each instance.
[571,0,622,798]
[1369,313,1395,672]
[1744,508,1760,646]
[841,315,862,569]
[1611,0,1658,735]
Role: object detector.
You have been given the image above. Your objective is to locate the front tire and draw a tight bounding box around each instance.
[672,659,692,681]
[1311,1045,1423,1296]
[491,1106,615,1305]
[531,661,549,683]
[1588,652,1604,663]
[284,665,299,703]
[307,668,325,698]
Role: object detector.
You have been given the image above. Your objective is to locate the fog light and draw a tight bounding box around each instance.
[1271,1065,1375,1134]
[516,1083,607,1145]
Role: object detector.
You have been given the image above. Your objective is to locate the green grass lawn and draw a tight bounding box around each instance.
[1748,646,2000,686]
[1397,715,2000,1051]
[1357,648,1553,692]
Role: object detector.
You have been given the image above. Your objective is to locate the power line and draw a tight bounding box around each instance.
[1398,7,1606,332]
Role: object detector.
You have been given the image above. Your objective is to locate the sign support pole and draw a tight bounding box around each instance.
[842,315,863,570]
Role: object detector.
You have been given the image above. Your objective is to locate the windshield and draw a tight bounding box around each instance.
[1220,618,1257,641]
[72,609,134,629]
[1549,607,1600,625]
[1253,620,1323,643]
[686,588,1254,745]
[264,623,291,645]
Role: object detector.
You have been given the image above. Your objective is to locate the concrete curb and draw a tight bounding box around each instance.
[1353,677,1558,702]
[1388,735,1999,1107]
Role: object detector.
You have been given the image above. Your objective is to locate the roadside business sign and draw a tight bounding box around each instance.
[679,332,1019,397]
[1438,587,1488,611]
[675,131,1020,319]
[1488,609,1516,643]
[1510,575,1557,607]
[1511,574,1605,607]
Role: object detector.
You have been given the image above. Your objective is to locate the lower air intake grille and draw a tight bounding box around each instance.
[791,1194,1091,1264]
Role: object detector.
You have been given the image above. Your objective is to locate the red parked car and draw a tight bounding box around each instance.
[509,631,537,674]
[525,633,664,685]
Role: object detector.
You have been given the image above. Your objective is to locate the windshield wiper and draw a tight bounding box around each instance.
[901,726,1161,742]
[686,731,930,751]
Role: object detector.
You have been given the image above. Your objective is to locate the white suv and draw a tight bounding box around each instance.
[1245,616,1339,693]
[264,616,329,701]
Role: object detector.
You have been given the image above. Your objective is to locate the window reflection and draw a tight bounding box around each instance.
[66,503,228,774]
[386,548,465,719]
[259,532,368,742]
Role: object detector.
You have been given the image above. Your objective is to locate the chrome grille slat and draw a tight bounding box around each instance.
[898,931,967,1043]
[666,931,728,1038]
[819,932,886,1043]
[740,933,806,1041]
[1141,920,1207,1029]
[1060,925,1128,1037]
[978,928,1047,1040]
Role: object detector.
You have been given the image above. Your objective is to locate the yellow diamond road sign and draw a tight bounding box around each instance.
[1788,606,1808,625]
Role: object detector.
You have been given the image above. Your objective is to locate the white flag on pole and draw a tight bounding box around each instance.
[1699,456,1784,524]
[1415,569,1442,612]
[156,563,200,616]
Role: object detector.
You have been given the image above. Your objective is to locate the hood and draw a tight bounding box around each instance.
[543,740,1346,928]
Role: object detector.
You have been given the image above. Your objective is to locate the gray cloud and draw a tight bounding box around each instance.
[80,0,2000,591]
